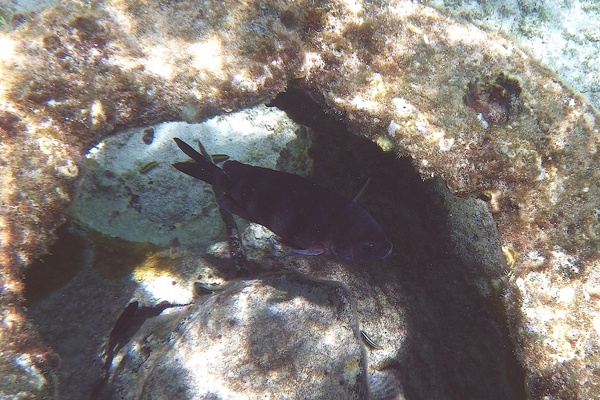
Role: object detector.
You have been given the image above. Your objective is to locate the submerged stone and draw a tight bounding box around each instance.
[106,273,368,399]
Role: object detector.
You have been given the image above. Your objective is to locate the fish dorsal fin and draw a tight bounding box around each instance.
[353,177,371,203]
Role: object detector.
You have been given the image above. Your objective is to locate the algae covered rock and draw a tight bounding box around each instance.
[1,1,303,394]
[425,0,600,114]
[298,3,600,397]
[107,273,368,399]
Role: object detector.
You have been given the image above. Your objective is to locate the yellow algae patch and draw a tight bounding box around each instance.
[89,231,190,301]
[131,252,191,302]
[90,232,160,279]
[131,251,182,281]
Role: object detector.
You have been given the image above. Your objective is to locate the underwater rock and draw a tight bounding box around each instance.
[298,3,600,397]
[1,0,600,398]
[425,0,600,115]
[70,105,311,247]
[28,92,520,399]
[106,273,368,399]
[1,1,303,394]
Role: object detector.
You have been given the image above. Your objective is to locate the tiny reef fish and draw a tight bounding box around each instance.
[172,138,393,263]
[361,329,383,349]
[139,160,159,173]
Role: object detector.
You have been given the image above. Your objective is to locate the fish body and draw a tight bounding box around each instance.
[173,138,392,262]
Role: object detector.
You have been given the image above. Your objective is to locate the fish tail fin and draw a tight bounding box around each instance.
[172,138,226,187]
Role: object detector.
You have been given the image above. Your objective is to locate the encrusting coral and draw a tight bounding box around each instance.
[1,0,599,398]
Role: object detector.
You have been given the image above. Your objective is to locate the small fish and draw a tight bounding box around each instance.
[139,161,159,173]
[93,300,189,397]
[106,301,139,355]
[361,329,382,349]
[172,138,392,262]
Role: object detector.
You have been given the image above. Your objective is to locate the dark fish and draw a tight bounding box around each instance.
[93,300,189,398]
[172,138,392,262]
[210,154,230,163]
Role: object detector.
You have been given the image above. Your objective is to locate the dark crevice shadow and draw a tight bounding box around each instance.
[269,87,527,400]
[24,224,140,400]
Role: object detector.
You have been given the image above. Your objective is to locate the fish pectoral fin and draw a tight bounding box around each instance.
[270,237,328,257]
[288,246,328,256]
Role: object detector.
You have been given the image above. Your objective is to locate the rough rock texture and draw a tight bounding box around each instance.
[1,0,599,398]
[297,4,600,398]
[1,1,302,396]
[425,0,600,115]
[106,273,368,399]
